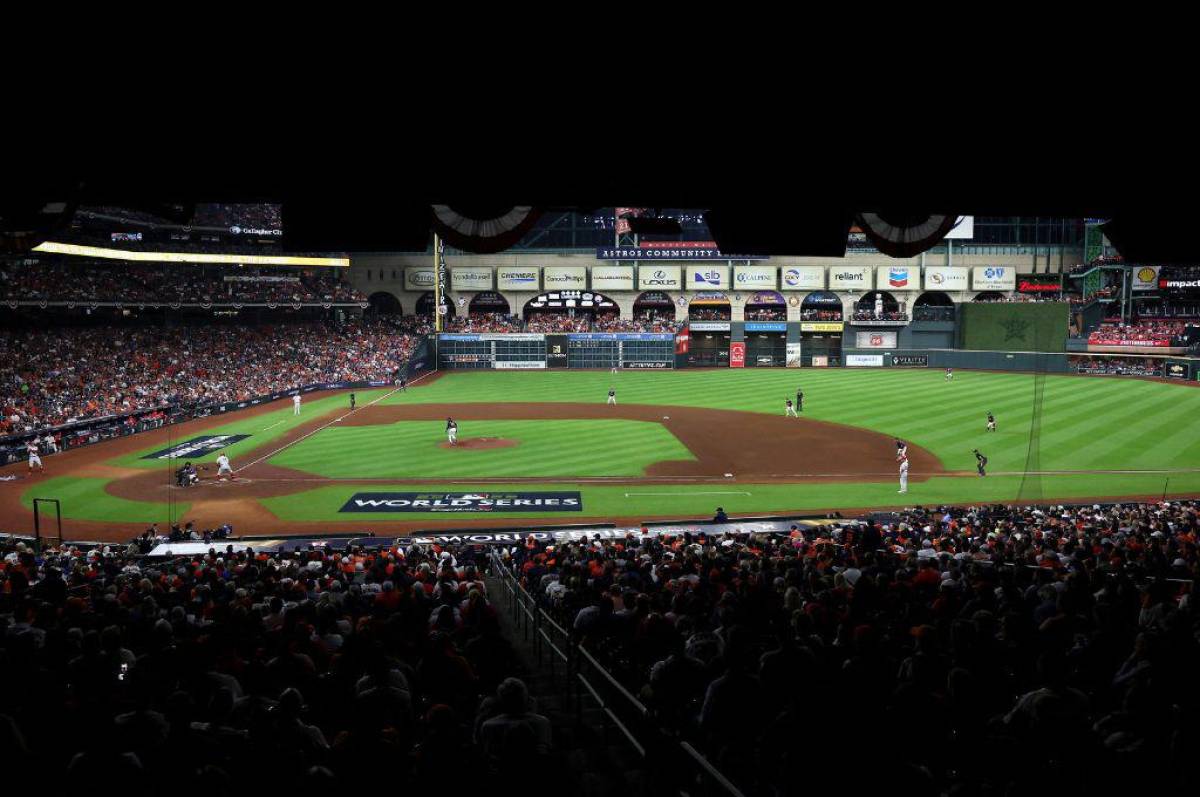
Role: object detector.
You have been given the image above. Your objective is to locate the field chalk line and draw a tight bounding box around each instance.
[624,491,752,497]
[235,372,433,474]
[260,420,285,432]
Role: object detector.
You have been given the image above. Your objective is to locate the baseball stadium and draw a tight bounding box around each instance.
[3,191,1199,796]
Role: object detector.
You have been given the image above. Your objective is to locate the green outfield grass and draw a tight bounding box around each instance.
[22,369,1200,527]
[109,389,390,469]
[267,419,696,478]
[21,477,191,523]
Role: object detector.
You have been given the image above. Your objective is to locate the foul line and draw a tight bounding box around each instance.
[235,371,434,474]
[260,420,285,432]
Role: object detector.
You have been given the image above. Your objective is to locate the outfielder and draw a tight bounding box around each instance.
[898,456,909,493]
[785,399,797,417]
[986,412,996,432]
[293,394,302,415]
[607,387,616,405]
[945,368,954,382]
[216,452,233,480]
[27,439,44,472]
[446,417,458,446]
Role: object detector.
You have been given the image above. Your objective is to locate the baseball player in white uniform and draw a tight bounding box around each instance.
[446,417,458,446]
[216,453,233,479]
[607,387,616,405]
[293,394,302,415]
[785,399,798,417]
[42,434,58,454]
[27,440,44,472]
[945,368,953,382]
[898,456,909,493]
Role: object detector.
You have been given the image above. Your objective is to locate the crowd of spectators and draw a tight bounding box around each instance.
[913,305,955,321]
[0,538,565,792]
[523,314,591,333]
[687,308,731,322]
[444,314,523,334]
[508,499,1200,795]
[743,307,786,322]
[590,313,681,333]
[1087,320,1188,347]
[1069,356,1165,377]
[0,262,364,305]
[1,318,428,436]
[798,309,843,321]
[851,309,909,322]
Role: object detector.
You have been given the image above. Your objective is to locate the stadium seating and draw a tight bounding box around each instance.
[2,498,1197,794]
[1087,320,1187,347]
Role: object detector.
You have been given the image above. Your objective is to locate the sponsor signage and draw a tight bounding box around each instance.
[1160,278,1200,289]
[892,354,929,367]
[786,342,803,367]
[829,266,874,290]
[591,265,635,291]
[142,434,250,460]
[846,354,884,367]
[876,265,914,289]
[638,266,683,290]
[622,360,670,368]
[451,267,494,291]
[924,266,969,291]
[734,265,777,289]
[781,266,825,290]
[493,361,547,369]
[745,322,788,332]
[598,244,768,260]
[856,331,898,348]
[1130,266,1160,291]
[687,265,730,290]
[404,267,436,291]
[801,291,843,306]
[1166,362,1190,379]
[972,266,1016,291]
[1089,338,1170,348]
[497,267,540,291]
[568,333,674,341]
[730,341,746,367]
[748,290,785,305]
[482,333,543,341]
[801,322,844,332]
[1017,275,1062,293]
[543,266,588,288]
[689,321,731,332]
[340,491,582,513]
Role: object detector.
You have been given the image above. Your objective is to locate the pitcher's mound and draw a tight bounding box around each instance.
[439,437,519,451]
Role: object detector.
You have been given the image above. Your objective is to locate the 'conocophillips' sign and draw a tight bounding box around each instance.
[543,266,587,288]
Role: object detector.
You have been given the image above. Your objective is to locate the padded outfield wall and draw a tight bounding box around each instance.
[958,302,1069,353]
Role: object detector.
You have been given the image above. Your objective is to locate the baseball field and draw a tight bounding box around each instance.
[4,368,1200,541]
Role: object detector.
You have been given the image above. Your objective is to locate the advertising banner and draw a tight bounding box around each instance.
[638,266,683,291]
[1017,275,1063,293]
[800,322,844,332]
[734,265,777,290]
[846,354,884,367]
[924,266,969,291]
[404,267,436,291]
[786,342,803,367]
[1165,361,1191,379]
[856,331,898,348]
[340,491,582,513]
[1132,266,1161,291]
[493,361,548,369]
[543,266,588,289]
[598,245,767,260]
[972,266,1016,291]
[1088,338,1171,348]
[745,322,788,332]
[828,266,874,290]
[730,342,746,367]
[687,265,730,290]
[1159,276,1200,289]
[892,354,929,367]
[689,322,731,332]
[675,328,690,354]
[781,266,826,290]
[568,333,674,341]
[142,434,251,460]
[591,265,635,291]
[546,334,569,367]
[480,333,544,341]
[811,356,828,367]
[497,267,540,291]
[876,265,916,290]
[450,267,494,291]
[622,361,671,368]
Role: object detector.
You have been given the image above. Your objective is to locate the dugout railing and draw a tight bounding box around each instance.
[488,551,746,797]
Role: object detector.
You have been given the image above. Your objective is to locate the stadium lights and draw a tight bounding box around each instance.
[31,241,350,268]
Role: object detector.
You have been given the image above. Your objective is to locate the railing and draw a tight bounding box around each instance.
[489,553,744,797]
